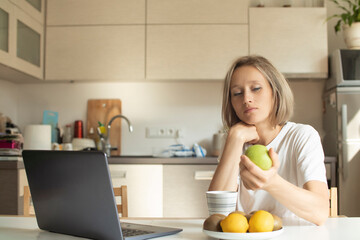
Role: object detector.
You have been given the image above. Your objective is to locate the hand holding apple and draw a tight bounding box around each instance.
[245,145,272,170]
[240,147,279,191]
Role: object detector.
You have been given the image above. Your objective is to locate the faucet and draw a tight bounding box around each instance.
[98,114,133,157]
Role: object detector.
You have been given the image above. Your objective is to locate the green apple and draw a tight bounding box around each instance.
[245,145,272,170]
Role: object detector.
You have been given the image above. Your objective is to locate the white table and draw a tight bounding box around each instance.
[0,216,360,239]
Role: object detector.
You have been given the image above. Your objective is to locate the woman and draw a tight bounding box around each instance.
[209,55,329,226]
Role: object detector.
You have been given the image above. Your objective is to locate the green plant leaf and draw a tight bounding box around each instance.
[335,20,342,33]
[327,0,360,33]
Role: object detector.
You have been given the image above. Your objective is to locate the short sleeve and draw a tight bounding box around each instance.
[294,126,327,187]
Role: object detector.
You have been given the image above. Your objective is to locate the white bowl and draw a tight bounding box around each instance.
[72,138,96,150]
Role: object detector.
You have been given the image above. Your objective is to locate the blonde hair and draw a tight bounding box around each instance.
[222,55,294,130]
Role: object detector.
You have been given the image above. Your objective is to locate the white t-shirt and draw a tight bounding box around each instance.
[237,122,327,224]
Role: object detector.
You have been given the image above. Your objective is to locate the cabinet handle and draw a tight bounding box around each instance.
[194,171,214,180]
[110,171,127,179]
[341,104,348,180]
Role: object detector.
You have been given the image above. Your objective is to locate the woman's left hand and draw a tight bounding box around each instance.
[239,148,280,191]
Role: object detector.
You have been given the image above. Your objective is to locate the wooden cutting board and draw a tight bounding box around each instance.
[86,99,122,155]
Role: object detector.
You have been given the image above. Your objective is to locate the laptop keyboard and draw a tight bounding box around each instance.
[122,228,154,237]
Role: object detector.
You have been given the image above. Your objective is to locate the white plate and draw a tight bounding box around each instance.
[203,228,284,240]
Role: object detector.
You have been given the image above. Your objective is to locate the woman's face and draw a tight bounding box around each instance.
[230,66,274,126]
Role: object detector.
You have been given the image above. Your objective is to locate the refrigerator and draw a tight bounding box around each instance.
[323,49,360,217]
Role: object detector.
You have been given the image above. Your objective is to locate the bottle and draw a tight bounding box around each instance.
[97,121,106,150]
[98,121,106,135]
[63,124,72,143]
[74,120,83,138]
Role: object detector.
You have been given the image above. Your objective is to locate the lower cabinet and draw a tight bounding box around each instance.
[0,164,28,215]
[108,164,163,217]
[163,165,216,218]
[109,164,217,218]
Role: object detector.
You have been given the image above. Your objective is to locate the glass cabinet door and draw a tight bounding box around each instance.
[25,0,41,12]
[17,20,40,66]
[0,7,9,53]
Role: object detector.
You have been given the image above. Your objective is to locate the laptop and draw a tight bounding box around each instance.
[22,150,182,240]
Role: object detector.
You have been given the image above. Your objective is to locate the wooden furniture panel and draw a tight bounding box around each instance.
[47,0,145,25]
[147,25,248,80]
[24,185,128,217]
[163,165,216,218]
[45,25,145,81]
[249,8,328,78]
[113,185,128,217]
[147,0,250,24]
[329,187,338,217]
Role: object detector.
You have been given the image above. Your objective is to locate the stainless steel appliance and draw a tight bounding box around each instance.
[323,49,360,217]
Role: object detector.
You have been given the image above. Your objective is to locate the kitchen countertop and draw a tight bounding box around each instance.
[0,154,336,169]
[0,155,219,169]
[108,156,218,165]
[0,216,359,240]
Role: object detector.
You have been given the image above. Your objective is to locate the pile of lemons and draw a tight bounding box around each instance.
[203,210,282,233]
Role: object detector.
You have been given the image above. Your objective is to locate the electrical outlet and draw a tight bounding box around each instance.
[146,127,184,138]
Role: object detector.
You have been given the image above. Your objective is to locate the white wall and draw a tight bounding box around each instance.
[0,79,18,123]
[15,80,325,155]
[17,81,223,155]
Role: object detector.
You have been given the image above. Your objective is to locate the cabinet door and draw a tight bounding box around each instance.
[9,0,44,24]
[47,0,145,25]
[147,0,250,24]
[163,165,216,218]
[45,26,145,81]
[249,8,328,78]
[147,25,248,80]
[109,164,163,217]
[0,0,13,64]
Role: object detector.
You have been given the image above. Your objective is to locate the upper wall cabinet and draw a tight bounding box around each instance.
[0,0,13,64]
[45,26,145,81]
[249,8,328,79]
[10,0,44,24]
[0,0,44,82]
[147,25,248,80]
[45,0,146,81]
[47,0,145,25]
[147,0,250,24]
[146,0,250,80]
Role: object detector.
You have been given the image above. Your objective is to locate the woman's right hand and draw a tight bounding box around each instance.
[227,122,259,144]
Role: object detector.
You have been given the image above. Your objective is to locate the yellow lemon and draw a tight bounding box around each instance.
[220,212,249,233]
[248,210,274,232]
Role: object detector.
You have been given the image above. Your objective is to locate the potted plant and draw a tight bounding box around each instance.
[328,0,360,49]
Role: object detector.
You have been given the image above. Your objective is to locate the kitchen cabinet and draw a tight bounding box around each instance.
[146,25,248,80]
[146,0,249,80]
[46,0,145,25]
[249,8,328,79]
[43,0,328,82]
[0,0,12,63]
[163,165,216,218]
[0,159,28,215]
[9,0,44,24]
[45,26,145,81]
[108,164,163,217]
[0,0,44,82]
[147,0,250,24]
[45,0,145,81]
